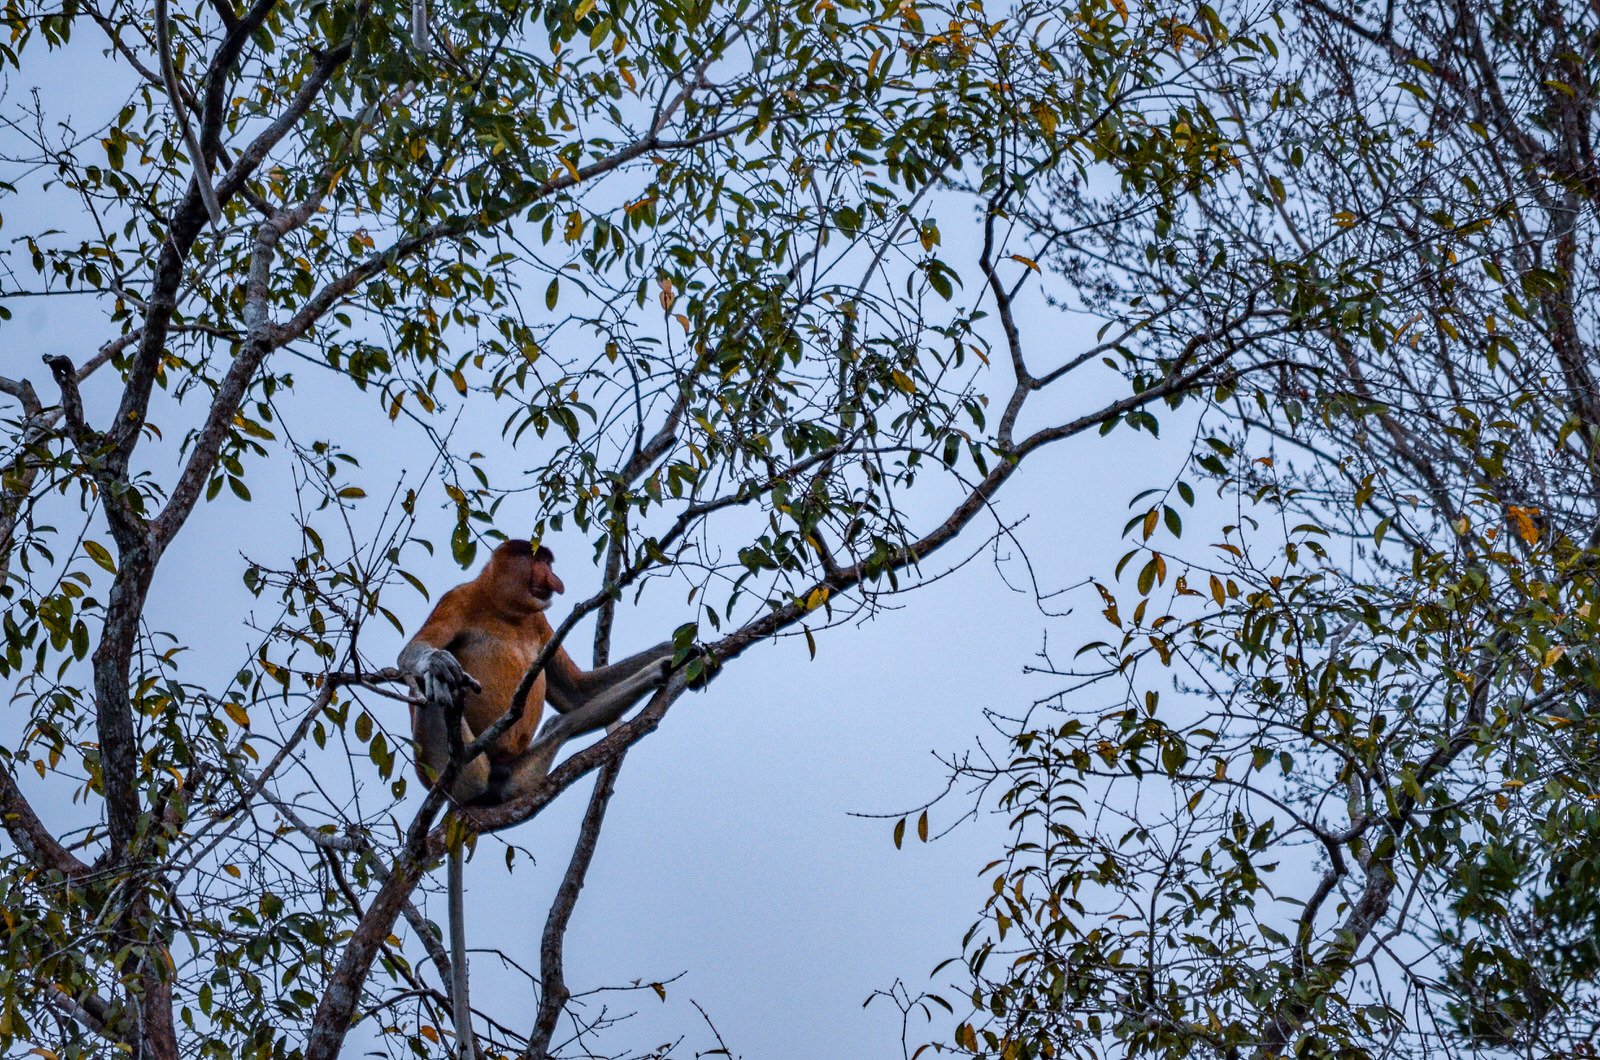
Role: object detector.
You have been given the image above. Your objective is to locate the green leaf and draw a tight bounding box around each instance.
[1137,556,1158,595]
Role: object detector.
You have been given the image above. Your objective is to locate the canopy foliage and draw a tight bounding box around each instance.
[946,1,1600,1058]
[0,0,1248,1056]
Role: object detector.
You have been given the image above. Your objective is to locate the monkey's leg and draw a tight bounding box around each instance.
[545,643,674,714]
[492,667,669,801]
[544,662,666,741]
[587,642,675,685]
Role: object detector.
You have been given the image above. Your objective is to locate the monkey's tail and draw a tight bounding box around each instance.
[448,844,477,1060]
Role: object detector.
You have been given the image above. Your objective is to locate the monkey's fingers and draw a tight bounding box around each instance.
[424,671,462,706]
[422,676,451,706]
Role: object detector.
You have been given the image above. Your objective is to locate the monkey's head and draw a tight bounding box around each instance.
[485,540,565,612]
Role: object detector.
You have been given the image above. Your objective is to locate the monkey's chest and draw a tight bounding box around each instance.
[450,628,547,754]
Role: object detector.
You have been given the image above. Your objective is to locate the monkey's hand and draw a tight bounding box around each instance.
[401,644,481,708]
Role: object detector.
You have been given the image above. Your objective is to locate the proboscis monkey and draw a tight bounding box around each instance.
[397,539,674,807]
[397,540,673,1059]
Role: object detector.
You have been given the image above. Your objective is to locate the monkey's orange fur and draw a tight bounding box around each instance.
[405,541,581,763]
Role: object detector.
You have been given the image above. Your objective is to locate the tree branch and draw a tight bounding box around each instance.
[523,755,624,1060]
[0,761,90,879]
[154,0,222,225]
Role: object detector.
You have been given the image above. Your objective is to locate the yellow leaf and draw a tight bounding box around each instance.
[1172,22,1204,46]
[1507,505,1540,544]
[84,539,117,573]
[1031,100,1057,138]
[558,155,582,183]
[1109,0,1126,20]
[573,0,595,19]
[223,864,242,878]
[805,586,830,611]
[224,703,250,728]
[1009,253,1040,271]
[1544,645,1567,668]
[890,369,917,393]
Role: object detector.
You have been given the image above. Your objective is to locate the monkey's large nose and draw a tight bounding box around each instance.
[549,572,565,595]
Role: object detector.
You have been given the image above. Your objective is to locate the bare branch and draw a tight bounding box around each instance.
[523,755,624,1060]
[154,0,222,226]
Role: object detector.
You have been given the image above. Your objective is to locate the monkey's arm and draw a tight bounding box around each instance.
[536,640,673,747]
[398,593,489,798]
[398,590,483,704]
[543,641,673,714]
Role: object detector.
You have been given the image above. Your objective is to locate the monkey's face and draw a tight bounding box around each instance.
[487,541,565,612]
[525,547,565,610]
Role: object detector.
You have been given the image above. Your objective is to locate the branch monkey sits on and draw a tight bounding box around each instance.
[397,539,674,807]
